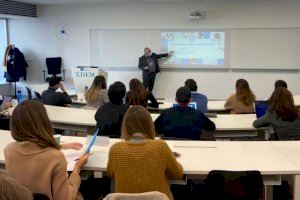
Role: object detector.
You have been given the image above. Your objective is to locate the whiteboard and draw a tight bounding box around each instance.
[230,28,300,69]
[90,28,300,70]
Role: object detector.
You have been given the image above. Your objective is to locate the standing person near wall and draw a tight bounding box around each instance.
[138,47,173,92]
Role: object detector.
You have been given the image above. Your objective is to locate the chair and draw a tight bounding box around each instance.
[103,191,169,200]
[43,57,65,82]
[203,170,264,200]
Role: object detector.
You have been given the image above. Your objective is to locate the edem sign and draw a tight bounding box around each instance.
[76,72,96,78]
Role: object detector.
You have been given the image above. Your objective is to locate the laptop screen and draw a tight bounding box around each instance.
[173,102,197,109]
[255,101,270,118]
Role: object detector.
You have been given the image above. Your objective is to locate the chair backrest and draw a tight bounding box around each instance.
[46,57,61,75]
[204,170,264,200]
[274,127,300,140]
[103,191,169,200]
[255,100,270,118]
[32,193,50,200]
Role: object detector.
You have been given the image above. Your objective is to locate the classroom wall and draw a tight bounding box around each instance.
[7,1,300,99]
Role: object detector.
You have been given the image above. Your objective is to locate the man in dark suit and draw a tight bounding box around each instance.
[138,47,173,91]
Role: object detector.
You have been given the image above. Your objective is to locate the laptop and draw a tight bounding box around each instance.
[255,100,270,118]
[173,102,197,109]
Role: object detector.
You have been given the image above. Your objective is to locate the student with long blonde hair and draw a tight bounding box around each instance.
[84,75,109,109]
[0,174,33,200]
[107,105,183,200]
[225,79,255,114]
[4,100,89,200]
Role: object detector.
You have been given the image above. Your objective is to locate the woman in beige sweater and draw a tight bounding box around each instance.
[225,79,255,114]
[107,105,183,200]
[4,100,89,200]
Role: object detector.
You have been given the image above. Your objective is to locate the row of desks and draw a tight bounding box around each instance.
[0,130,300,199]
[8,105,264,138]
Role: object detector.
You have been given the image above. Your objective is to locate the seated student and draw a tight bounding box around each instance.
[154,87,216,140]
[253,87,300,139]
[84,75,109,109]
[184,79,208,113]
[4,100,89,200]
[126,78,158,108]
[107,105,183,200]
[0,174,33,200]
[224,79,255,114]
[95,81,130,137]
[274,79,288,89]
[41,76,72,107]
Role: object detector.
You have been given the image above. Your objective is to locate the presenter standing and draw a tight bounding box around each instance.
[138,47,173,92]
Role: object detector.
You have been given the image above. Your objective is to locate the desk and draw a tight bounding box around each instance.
[9,105,97,132]
[1,131,299,200]
[294,95,300,107]
[72,96,229,113]
[150,100,228,113]
[8,106,261,138]
[271,142,300,199]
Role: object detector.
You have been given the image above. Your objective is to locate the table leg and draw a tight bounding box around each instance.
[265,185,273,200]
[294,175,300,200]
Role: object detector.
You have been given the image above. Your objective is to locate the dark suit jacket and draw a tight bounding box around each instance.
[41,87,72,107]
[154,106,216,140]
[138,53,169,74]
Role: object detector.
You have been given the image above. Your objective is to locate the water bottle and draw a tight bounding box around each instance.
[85,86,88,92]
[17,89,23,103]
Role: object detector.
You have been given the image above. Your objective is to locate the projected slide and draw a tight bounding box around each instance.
[161,32,226,67]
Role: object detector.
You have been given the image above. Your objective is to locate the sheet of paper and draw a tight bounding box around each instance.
[61,149,83,171]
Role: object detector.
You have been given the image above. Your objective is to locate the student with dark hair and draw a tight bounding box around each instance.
[225,79,255,114]
[274,80,288,89]
[84,75,109,109]
[95,81,130,137]
[125,79,158,108]
[4,100,89,200]
[107,105,183,199]
[184,79,208,113]
[41,76,72,107]
[253,88,300,135]
[154,87,216,140]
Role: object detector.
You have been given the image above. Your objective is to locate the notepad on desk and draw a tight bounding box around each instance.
[174,141,217,148]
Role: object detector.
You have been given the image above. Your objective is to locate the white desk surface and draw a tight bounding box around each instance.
[210,114,257,131]
[72,96,227,112]
[271,141,300,168]
[154,100,227,112]
[8,106,257,131]
[0,131,299,176]
[294,95,300,107]
[9,105,97,127]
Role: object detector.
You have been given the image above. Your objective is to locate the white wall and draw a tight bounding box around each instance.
[7,1,300,99]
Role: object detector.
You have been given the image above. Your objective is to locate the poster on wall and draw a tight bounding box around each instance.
[72,66,108,93]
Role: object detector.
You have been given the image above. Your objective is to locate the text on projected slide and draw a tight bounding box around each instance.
[161,32,225,67]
